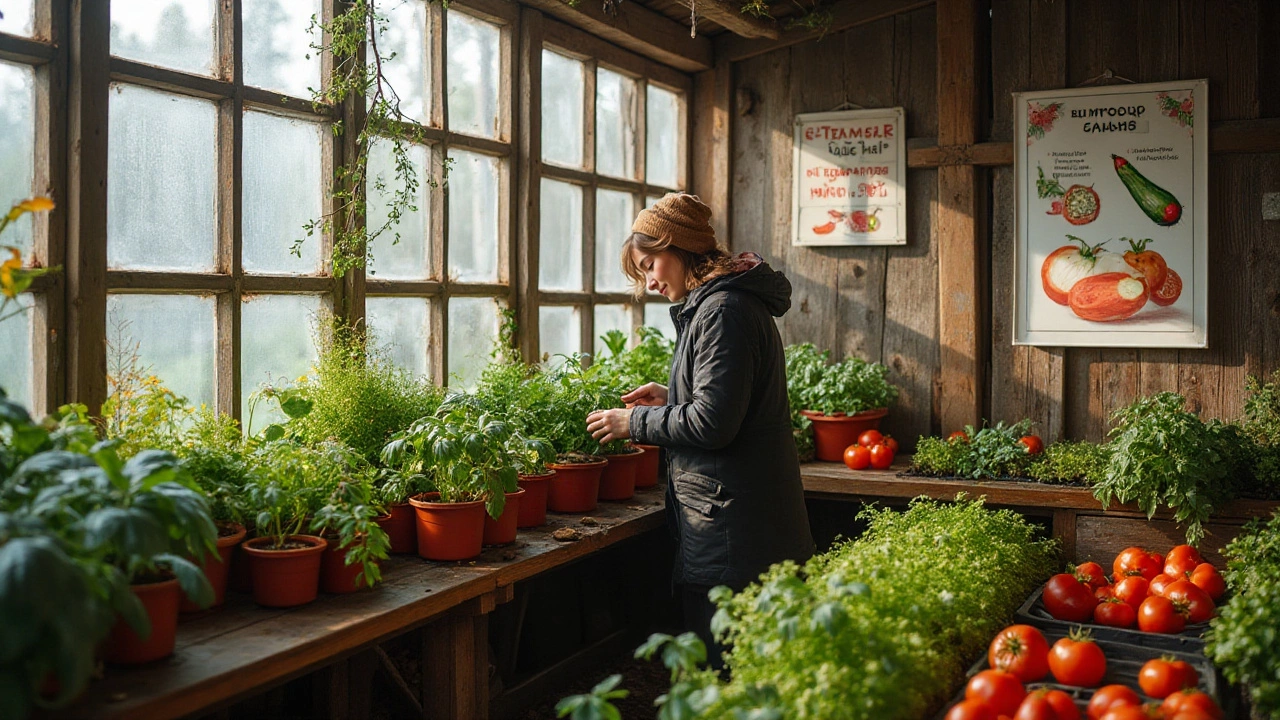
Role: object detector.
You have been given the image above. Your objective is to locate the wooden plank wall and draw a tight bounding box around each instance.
[729,0,1280,446]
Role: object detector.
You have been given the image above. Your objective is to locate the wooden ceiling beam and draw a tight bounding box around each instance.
[676,0,779,39]
[517,0,714,72]
[716,0,935,63]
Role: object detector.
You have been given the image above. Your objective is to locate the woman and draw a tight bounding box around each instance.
[585,192,814,669]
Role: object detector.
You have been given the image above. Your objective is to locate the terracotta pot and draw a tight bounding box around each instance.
[600,449,643,500]
[482,488,525,546]
[321,536,376,594]
[181,523,247,613]
[375,503,416,555]
[241,535,327,608]
[408,492,486,561]
[103,577,182,665]
[516,471,555,528]
[546,457,606,513]
[634,444,661,488]
[801,408,889,462]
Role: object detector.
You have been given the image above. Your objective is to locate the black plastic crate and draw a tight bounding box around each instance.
[1015,585,1210,652]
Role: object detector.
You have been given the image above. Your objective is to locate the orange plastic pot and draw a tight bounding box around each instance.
[801,408,888,462]
[375,503,416,555]
[547,458,606,513]
[516,472,555,528]
[600,449,643,500]
[181,523,246,613]
[321,537,376,594]
[241,535,326,608]
[483,488,525,546]
[103,577,182,665]
[634,444,661,488]
[408,493,486,561]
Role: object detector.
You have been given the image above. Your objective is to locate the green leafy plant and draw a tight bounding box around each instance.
[951,420,1036,479]
[310,476,391,590]
[173,409,254,525]
[555,674,630,720]
[593,326,675,390]
[244,440,346,548]
[908,435,969,476]
[784,344,826,461]
[785,343,898,416]
[101,321,194,458]
[1026,440,1110,486]
[1241,370,1280,496]
[542,357,628,459]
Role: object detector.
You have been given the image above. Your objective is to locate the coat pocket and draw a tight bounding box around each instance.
[672,471,729,572]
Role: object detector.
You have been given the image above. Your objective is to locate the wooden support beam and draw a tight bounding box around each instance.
[516,7,542,364]
[716,0,935,64]
[422,612,487,720]
[691,57,733,247]
[518,0,712,73]
[677,0,778,39]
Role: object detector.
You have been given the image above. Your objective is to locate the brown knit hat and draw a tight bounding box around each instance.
[630,192,718,254]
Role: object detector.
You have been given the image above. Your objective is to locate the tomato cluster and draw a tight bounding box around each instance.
[842,430,897,470]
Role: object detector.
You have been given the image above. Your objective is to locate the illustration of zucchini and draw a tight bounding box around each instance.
[1112,154,1182,226]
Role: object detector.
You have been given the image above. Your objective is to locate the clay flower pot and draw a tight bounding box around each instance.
[103,576,183,665]
[482,487,526,546]
[181,522,247,613]
[374,502,416,555]
[600,447,644,500]
[546,457,606,513]
[320,536,377,594]
[633,444,661,488]
[408,492,486,561]
[516,471,556,528]
[228,537,254,594]
[801,408,889,462]
[241,535,327,608]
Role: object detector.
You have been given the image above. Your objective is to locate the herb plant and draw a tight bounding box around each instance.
[1026,441,1110,486]
[310,477,391,590]
[1241,370,1280,496]
[245,440,347,548]
[555,674,630,720]
[784,343,898,416]
[593,326,675,389]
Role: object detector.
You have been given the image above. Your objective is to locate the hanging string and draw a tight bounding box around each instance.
[690,0,697,38]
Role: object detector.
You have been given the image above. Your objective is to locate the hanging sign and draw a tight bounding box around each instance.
[1013,79,1208,348]
[791,107,906,246]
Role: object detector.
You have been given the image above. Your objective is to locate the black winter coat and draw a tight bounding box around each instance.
[629,258,815,587]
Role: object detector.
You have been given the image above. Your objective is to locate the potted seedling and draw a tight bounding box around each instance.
[541,359,614,512]
[474,360,560,526]
[241,441,331,608]
[788,343,899,462]
[311,469,390,594]
[593,328,674,489]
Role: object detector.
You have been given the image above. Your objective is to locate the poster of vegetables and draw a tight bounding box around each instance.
[791,107,906,246]
[1013,80,1208,348]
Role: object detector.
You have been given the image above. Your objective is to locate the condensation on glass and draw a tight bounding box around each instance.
[541,49,583,168]
[446,11,500,139]
[243,0,322,99]
[447,297,499,389]
[0,1,34,36]
[242,111,323,275]
[539,305,580,369]
[376,0,429,125]
[0,295,34,409]
[593,304,630,359]
[110,0,217,77]
[107,294,216,409]
[447,149,500,283]
[0,61,35,256]
[538,178,583,291]
[366,138,431,280]
[595,67,638,180]
[241,293,323,425]
[595,188,634,293]
[366,296,431,380]
[646,84,680,189]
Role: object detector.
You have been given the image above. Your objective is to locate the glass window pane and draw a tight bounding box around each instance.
[107,294,215,408]
[595,188,633,293]
[446,12,500,139]
[646,85,680,188]
[447,150,500,283]
[366,296,431,379]
[377,0,428,125]
[541,49,583,167]
[645,194,663,209]
[0,1,33,36]
[244,0,322,99]
[0,61,35,256]
[241,294,322,425]
[593,304,629,359]
[644,303,675,341]
[243,111,323,275]
[0,294,34,409]
[538,179,582,291]
[539,306,580,368]
[448,297,499,389]
[367,139,430,280]
[108,85,216,271]
[110,0,216,76]
[596,68,638,180]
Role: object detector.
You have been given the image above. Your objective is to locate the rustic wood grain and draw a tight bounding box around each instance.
[691,58,733,245]
[517,8,543,362]
[519,0,713,72]
[715,0,936,64]
[1075,515,1249,568]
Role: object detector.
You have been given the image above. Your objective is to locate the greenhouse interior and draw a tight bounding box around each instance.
[1,0,1279,718]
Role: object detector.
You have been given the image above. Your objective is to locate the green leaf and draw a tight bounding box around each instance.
[157,553,215,609]
[262,424,286,442]
[280,395,314,419]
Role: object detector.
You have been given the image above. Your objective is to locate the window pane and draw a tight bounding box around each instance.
[107,294,215,408]
[593,304,629,359]
[539,306,580,368]
[243,111,323,275]
[448,297,499,389]
[0,61,35,256]
[646,85,680,188]
[244,0,322,99]
[108,85,216,271]
[644,303,675,341]
[366,296,431,379]
[110,0,216,76]
[447,150,500,282]
[596,68,638,179]
[241,294,322,425]
[0,294,34,409]
[595,188,633,293]
[645,194,663,209]
[367,139,430,280]
[446,12,500,139]
[377,0,428,125]
[538,179,582,291]
[541,49,583,167]
[0,1,33,36]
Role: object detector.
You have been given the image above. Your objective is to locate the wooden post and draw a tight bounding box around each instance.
[421,608,488,720]
[516,8,543,363]
[691,58,732,248]
[215,0,243,419]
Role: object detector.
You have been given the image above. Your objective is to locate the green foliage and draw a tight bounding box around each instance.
[555,674,630,720]
[1026,441,1111,486]
[909,435,969,476]
[1205,511,1280,717]
[592,326,675,390]
[174,409,254,525]
[784,344,823,460]
[544,358,629,457]
[784,343,898,417]
[951,420,1035,479]
[245,440,354,547]
[310,476,391,590]
[1241,370,1280,495]
[102,325,193,458]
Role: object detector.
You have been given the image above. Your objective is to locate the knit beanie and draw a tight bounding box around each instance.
[630,192,718,254]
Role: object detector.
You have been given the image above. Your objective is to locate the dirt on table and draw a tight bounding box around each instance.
[520,651,672,719]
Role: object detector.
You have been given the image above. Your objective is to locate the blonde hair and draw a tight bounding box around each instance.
[620,232,736,299]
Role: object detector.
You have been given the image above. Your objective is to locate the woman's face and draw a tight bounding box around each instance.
[631,247,687,302]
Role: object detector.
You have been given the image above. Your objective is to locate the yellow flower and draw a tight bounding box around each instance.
[18,196,55,213]
[1,247,20,299]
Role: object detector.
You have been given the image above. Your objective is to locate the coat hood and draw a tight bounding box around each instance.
[678,252,792,319]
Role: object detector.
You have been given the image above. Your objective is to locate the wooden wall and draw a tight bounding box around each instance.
[728,0,1280,447]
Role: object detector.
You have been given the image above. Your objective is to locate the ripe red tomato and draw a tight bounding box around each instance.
[946,698,997,720]
[1087,685,1141,719]
[1138,657,1198,699]
[965,670,1026,717]
[1166,711,1219,720]
[869,443,895,469]
[1098,707,1154,720]
[843,444,871,470]
[1093,597,1136,628]
[949,430,970,443]
[1043,573,1098,622]
[1138,595,1187,634]
[883,435,899,454]
[857,429,884,447]
[1094,585,1116,602]
[1149,573,1177,597]
[988,625,1050,682]
[1113,576,1150,610]
[1189,563,1225,601]
[1164,580,1215,624]
[1042,689,1080,720]
[1160,690,1223,719]
[1015,689,1079,720]
[1020,435,1044,454]
[1048,633,1107,687]
[1074,561,1110,590]
[1163,545,1204,579]
[1113,547,1163,582]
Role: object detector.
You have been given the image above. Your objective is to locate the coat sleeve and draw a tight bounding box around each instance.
[628,306,756,450]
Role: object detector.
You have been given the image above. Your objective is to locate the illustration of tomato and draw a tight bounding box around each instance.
[813,221,837,235]
[1151,268,1183,307]
[1041,236,1141,306]
[1045,185,1101,225]
[1067,273,1149,322]
[844,208,882,233]
[1123,238,1169,293]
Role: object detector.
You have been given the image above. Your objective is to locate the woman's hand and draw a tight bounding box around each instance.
[586,408,633,444]
[621,382,668,408]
